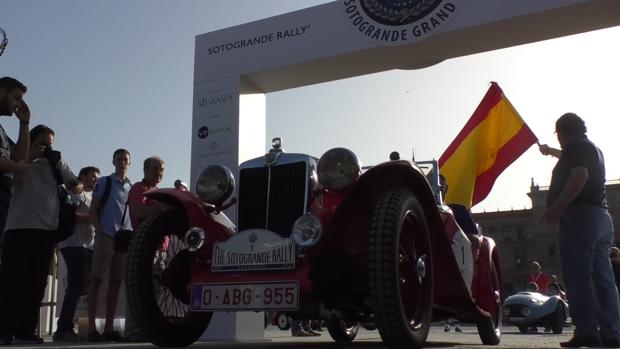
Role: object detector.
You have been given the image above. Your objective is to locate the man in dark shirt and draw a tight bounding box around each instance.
[540,113,620,348]
[0,77,30,261]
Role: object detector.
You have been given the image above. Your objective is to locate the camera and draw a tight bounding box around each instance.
[41,146,61,164]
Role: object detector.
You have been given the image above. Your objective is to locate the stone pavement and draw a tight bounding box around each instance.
[6,324,593,349]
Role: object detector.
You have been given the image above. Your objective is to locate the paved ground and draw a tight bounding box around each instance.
[6,324,589,349]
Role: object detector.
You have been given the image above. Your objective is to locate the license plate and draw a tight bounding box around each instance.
[508,317,524,322]
[190,282,299,311]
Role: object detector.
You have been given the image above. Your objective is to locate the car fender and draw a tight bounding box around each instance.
[535,295,567,318]
[325,160,443,261]
[322,161,477,309]
[473,237,503,318]
[144,188,235,243]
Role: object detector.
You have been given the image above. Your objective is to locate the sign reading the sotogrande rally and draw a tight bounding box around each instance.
[211,229,296,272]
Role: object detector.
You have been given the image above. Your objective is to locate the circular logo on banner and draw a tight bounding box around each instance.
[197,126,209,139]
[342,0,463,46]
[362,0,443,25]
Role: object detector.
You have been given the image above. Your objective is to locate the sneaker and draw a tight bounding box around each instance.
[53,330,81,342]
[102,330,124,342]
[88,330,105,342]
[292,330,314,337]
[13,334,44,344]
[306,329,321,336]
[444,325,451,332]
[455,326,463,333]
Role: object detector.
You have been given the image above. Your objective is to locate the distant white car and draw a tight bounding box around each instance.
[502,291,568,334]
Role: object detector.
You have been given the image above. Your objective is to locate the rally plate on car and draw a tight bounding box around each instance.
[211,229,295,272]
[190,281,300,311]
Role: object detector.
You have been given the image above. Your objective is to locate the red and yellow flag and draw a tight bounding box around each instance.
[439,82,537,208]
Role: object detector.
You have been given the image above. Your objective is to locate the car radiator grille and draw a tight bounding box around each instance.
[238,161,307,237]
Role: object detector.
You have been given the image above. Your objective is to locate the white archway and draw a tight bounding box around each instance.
[191,0,620,340]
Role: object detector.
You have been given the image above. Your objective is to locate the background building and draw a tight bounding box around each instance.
[473,179,620,296]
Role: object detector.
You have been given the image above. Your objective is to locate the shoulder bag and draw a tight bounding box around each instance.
[49,160,77,242]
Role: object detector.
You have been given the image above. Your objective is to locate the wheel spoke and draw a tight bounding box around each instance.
[150,234,191,324]
[397,210,431,330]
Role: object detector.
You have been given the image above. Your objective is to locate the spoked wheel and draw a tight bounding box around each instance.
[476,260,502,345]
[369,189,433,349]
[127,208,212,347]
[326,319,359,342]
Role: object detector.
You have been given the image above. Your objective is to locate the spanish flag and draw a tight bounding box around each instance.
[439,82,537,208]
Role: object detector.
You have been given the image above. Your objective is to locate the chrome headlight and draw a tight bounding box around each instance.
[521,307,530,317]
[291,213,322,247]
[195,165,235,205]
[317,147,360,192]
[184,227,206,252]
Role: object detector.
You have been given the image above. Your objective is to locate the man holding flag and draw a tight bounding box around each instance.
[540,113,620,348]
[439,83,620,347]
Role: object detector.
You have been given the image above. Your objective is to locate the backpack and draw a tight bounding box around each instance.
[49,160,77,243]
[96,176,112,218]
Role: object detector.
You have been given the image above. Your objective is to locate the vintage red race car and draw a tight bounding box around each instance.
[126,138,503,348]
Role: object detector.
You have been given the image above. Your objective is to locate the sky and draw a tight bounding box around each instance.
[1,0,619,213]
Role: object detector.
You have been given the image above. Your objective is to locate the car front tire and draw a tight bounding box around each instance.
[550,304,566,334]
[126,208,211,347]
[326,320,359,342]
[369,189,433,349]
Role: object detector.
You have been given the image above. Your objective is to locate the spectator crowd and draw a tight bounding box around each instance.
[0,76,186,345]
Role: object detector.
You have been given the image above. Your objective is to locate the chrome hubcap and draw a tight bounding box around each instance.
[416,255,427,284]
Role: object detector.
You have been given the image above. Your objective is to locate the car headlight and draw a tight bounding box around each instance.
[521,307,530,317]
[317,147,360,192]
[195,165,235,205]
[502,307,510,317]
[291,213,322,247]
[184,227,206,252]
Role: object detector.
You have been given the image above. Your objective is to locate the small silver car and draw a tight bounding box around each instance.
[502,291,568,334]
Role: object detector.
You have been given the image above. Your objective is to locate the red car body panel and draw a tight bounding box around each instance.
[144,188,235,251]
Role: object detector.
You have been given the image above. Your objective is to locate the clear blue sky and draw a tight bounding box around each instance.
[2,1,619,213]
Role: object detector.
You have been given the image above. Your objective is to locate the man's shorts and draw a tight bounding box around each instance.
[91,232,126,281]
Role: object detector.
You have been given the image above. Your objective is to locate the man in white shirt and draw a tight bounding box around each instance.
[54,166,100,342]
